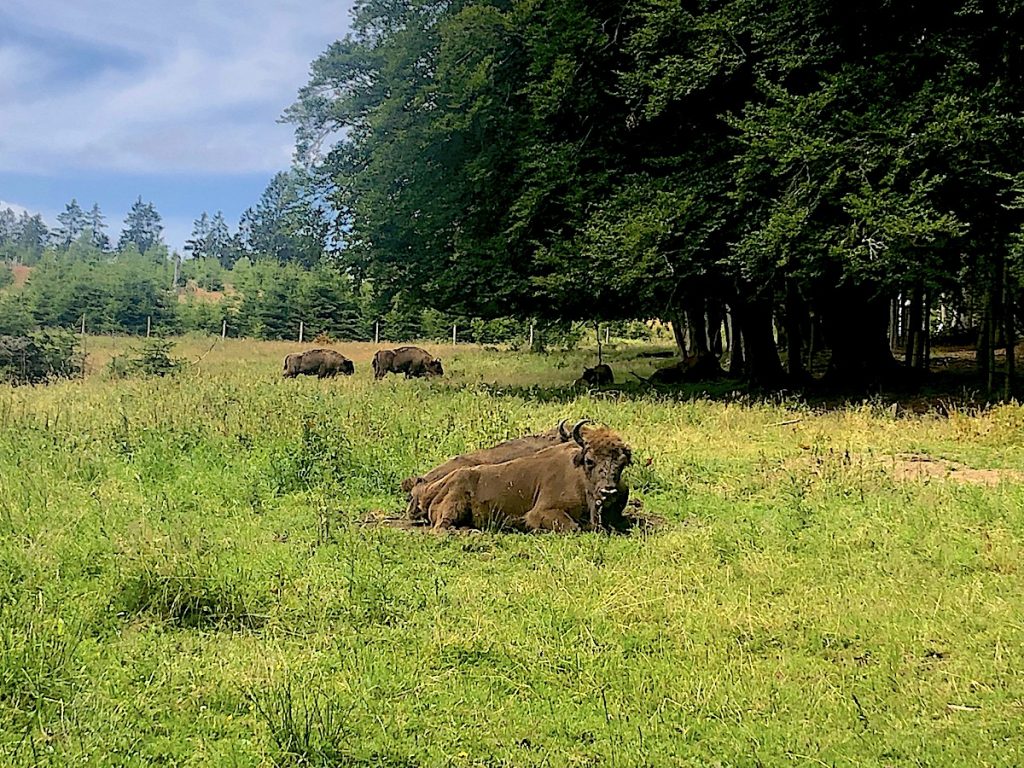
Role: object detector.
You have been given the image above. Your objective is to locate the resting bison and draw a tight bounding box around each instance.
[372,346,443,379]
[576,363,613,387]
[632,353,722,385]
[410,420,631,533]
[283,349,354,378]
[401,419,576,495]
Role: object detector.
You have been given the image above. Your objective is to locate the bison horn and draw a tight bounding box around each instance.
[557,419,570,440]
[571,419,591,447]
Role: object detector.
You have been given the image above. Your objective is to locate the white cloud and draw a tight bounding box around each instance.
[0,1,353,174]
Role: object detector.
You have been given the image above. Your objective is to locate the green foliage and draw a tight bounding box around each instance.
[0,329,83,384]
[117,197,164,255]
[232,258,368,340]
[0,211,49,265]
[286,0,1024,387]
[0,263,11,290]
[237,169,327,267]
[0,293,34,336]
[25,249,177,335]
[106,339,184,379]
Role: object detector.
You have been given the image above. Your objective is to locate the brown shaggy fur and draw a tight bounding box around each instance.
[410,427,631,533]
[399,422,577,494]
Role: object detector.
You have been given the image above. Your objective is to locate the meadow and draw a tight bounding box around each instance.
[1,336,1023,767]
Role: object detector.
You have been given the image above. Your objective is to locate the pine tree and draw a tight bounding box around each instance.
[87,204,110,251]
[118,197,164,255]
[16,213,49,263]
[0,207,17,248]
[55,199,87,250]
[185,212,212,258]
[207,212,233,267]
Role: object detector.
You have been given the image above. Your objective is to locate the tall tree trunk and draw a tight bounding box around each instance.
[733,287,785,387]
[670,314,688,359]
[914,290,930,371]
[784,279,807,381]
[728,308,744,377]
[978,293,991,384]
[1004,255,1016,399]
[905,284,921,368]
[707,300,725,357]
[685,300,710,357]
[822,284,899,387]
[889,296,899,352]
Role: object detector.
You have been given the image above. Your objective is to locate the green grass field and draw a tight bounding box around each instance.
[2,336,1023,766]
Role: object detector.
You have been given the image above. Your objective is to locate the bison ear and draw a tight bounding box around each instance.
[624,448,633,466]
[572,449,586,467]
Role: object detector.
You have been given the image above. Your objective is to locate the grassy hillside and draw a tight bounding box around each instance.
[2,337,1022,766]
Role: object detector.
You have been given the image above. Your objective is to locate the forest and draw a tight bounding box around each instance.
[282,0,1024,394]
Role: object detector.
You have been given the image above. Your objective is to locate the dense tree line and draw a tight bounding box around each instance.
[0,243,591,346]
[286,0,1024,393]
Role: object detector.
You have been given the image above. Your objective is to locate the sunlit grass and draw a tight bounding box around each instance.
[1,335,1022,766]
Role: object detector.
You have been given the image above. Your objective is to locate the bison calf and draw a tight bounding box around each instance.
[283,349,354,378]
[372,346,443,379]
[411,421,631,533]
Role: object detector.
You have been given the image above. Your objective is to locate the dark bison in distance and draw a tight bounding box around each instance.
[283,349,354,378]
[409,420,632,533]
[373,346,443,379]
[401,419,575,494]
[576,363,614,387]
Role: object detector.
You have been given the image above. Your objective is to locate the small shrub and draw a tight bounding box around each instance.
[0,329,83,384]
[107,338,184,378]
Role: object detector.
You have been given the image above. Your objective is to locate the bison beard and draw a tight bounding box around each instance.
[409,424,631,533]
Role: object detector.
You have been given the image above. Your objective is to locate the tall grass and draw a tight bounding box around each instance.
[0,336,1022,765]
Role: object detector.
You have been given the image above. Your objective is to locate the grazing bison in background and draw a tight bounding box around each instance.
[410,420,632,533]
[372,346,443,379]
[576,363,613,387]
[401,419,576,495]
[283,349,354,378]
[632,353,722,385]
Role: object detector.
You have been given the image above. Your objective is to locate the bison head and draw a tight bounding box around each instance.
[341,359,355,375]
[569,420,632,506]
[425,357,444,377]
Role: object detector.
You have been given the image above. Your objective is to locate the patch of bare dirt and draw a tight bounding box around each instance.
[888,454,1024,486]
[11,264,31,288]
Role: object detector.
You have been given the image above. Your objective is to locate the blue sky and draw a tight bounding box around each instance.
[0,0,353,252]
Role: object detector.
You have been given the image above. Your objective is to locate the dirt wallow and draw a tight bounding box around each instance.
[389,419,654,534]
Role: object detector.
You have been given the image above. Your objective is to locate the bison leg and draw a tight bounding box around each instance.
[427,483,473,531]
[524,507,580,533]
